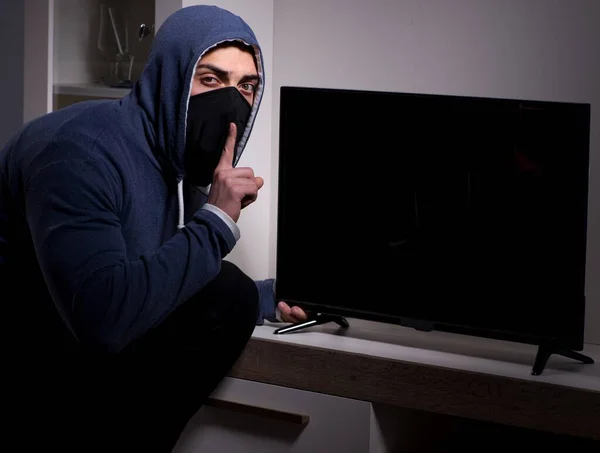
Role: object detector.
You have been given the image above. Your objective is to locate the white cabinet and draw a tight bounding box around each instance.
[173,377,375,453]
[23,0,183,122]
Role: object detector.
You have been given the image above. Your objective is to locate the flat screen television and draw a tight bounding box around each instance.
[274,86,594,376]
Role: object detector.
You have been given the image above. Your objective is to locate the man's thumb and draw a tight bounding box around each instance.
[255,176,264,190]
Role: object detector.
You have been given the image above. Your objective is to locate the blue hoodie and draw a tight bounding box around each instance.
[0,5,277,353]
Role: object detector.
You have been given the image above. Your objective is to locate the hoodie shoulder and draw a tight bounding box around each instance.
[12,100,131,178]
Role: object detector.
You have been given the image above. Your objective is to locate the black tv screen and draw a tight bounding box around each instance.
[275,86,591,350]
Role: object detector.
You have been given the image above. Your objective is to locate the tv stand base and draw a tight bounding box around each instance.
[532,345,594,376]
[273,313,350,335]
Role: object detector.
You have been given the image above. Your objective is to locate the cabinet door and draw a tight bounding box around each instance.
[172,377,372,453]
[23,0,182,122]
[23,0,53,122]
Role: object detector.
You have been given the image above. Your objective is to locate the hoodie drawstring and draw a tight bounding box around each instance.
[177,180,185,229]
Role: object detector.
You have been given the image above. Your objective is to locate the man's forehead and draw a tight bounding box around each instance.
[197,42,257,66]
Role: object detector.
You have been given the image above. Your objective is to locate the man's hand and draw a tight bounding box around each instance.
[277,301,308,324]
[208,123,264,222]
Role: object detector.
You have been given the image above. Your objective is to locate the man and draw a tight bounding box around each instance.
[1,5,306,451]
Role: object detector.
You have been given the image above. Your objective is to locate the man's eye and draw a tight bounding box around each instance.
[240,83,255,92]
[201,76,219,85]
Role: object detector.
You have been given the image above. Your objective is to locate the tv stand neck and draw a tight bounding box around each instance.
[273,313,350,335]
[532,344,594,375]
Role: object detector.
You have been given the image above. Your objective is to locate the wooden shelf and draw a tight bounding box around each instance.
[53,83,130,99]
[230,322,600,441]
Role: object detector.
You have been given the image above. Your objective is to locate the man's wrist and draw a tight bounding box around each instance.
[201,204,240,241]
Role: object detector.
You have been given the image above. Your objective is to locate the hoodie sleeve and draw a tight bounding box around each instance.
[25,154,236,353]
[255,278,279,324]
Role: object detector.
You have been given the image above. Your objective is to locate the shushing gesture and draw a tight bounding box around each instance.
[208,123,264,222]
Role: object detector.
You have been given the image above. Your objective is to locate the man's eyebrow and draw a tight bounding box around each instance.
[239,74,260,84]
[196,63,259,84]
[196,63,229,78]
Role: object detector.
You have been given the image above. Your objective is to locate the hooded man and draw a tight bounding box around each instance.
[1,5,305,451]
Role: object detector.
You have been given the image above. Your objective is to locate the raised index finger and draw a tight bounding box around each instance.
[215,122,236,171]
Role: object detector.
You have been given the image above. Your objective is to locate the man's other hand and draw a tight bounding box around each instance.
[277,301,308,324]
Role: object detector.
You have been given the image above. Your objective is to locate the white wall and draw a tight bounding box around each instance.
[182,0,275,280]
[269,0,600,344]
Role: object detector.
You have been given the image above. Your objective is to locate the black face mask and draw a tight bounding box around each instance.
[184,87,252,186]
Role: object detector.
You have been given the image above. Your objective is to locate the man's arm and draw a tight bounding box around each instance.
[25,151,236,353]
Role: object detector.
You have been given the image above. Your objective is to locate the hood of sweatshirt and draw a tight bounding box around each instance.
[123,5,264,182]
